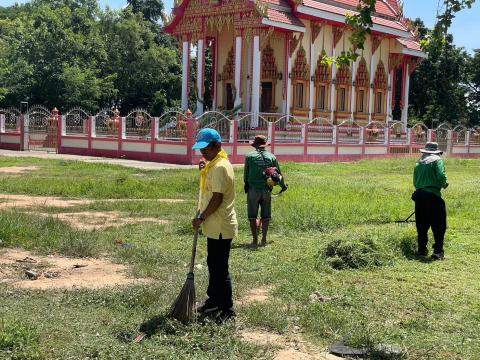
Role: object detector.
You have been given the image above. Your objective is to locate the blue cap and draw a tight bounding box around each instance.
[192,128,221,150]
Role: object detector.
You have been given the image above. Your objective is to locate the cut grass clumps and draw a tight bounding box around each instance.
[317,226,411,270]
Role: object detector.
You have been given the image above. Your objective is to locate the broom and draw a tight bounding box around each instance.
[168,228,199,324]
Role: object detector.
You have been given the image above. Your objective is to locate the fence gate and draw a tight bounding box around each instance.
[27,106,57,151]
[434,124,451,153]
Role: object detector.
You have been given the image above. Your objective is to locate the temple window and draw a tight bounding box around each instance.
[316,85,327,110]
[291,46,309,115]
[357,90,365,113]
[376,92,383,114]
[373,61,388,117]
[261,44,279,112]
[355,58,369,114]
[335,64,352,114]
[337,87,347,112]
[314,52,331,113]
[221,47,234,110]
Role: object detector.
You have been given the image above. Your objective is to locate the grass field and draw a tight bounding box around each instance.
[0,156,479,359]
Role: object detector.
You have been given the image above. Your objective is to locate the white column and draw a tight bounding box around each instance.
[0,114,5,133]
[246,41,252,112]
[196,39,204,115]
[350,60,358,117]
[91,116,96,137]
[401,64,410,127]
[234,36,243,108]
[251,35,261,127]
[121,117,126,139]
[286,56,292,116]
[181,41,189,111]
[330,47,337,123]
[61,114,66,136]
[309,42,315,120]
[387,69,393,121]
[368,52,376,123]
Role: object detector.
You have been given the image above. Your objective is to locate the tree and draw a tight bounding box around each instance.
[127,0,166,23]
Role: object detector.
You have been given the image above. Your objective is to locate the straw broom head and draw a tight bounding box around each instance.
[169,272,196,324]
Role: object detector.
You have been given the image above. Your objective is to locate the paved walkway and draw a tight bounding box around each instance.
[0,150,198,170]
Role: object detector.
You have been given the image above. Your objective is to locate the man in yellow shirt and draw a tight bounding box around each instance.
[191,128,237,322]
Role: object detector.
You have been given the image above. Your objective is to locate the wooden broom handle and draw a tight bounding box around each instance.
[189,229,199,273]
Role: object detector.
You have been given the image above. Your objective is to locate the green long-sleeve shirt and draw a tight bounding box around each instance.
[413,154,448,198]
[244,149,283,192]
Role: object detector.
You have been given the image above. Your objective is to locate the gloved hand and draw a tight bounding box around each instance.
[444,182,449,189]
[281,183,288,192]
[244,183,249,193]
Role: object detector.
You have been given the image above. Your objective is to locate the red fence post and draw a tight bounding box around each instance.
[20,114,25,151]
[186,110,195,165]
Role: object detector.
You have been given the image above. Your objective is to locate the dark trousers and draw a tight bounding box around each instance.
[414,191,447,254]
[206,238,233,311]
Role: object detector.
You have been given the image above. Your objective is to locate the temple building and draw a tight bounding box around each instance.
[165,0,425,126]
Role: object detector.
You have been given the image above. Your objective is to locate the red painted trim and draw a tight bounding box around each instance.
[0,142,21,150]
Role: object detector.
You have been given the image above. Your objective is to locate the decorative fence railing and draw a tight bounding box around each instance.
[1,107,480,163]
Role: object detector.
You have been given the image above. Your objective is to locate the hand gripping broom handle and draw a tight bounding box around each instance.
[188,229,199,274]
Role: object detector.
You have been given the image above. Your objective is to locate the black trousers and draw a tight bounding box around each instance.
[206,238,233,311]
[414,190,447,254]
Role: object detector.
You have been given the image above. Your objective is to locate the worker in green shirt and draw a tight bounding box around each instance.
[244,135,287,247]
[412,142,448,260]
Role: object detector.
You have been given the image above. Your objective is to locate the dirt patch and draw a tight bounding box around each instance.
[0,248,149,290]
[33,211,169,230]
[240,329,343,360]
[0,194,186,210]
[240,287,272,305]
[0,166,40,174]
[0,194,94,209]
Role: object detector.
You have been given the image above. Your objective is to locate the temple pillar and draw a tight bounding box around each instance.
[329,47,336,123]
[196,38,204,115]
[401,63,410,126]
[181,40,190,111]
[251,34,261,126]
[285,40,292,116]
[387,69,393,121]
[234,35,243,108]
[368,51,376,123]
[350,59,358,118]
[309,41,315,120]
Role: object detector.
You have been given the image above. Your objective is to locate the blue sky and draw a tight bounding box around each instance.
[1,0,479,51]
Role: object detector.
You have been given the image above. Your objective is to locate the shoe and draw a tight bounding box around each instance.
[431,253,445,261]
[418,249,428,257]
[215,309,236,323]
[196,301,219,315]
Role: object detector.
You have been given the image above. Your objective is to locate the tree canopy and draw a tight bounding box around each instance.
[0,0,181,114]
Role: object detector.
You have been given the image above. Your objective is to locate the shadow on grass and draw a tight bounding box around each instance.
[400,237,434,263]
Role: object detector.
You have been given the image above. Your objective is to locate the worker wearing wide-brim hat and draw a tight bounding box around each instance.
[412,142,449,260]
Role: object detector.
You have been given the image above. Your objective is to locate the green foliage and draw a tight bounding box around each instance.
[0,0,181,114]
[0,319,42,359]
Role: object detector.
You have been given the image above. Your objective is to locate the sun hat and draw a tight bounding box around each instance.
[420,142,443,155]
[192,128,221,150]
[250,135,268,148]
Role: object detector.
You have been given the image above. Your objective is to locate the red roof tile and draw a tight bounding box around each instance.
[301,0,409,33]
[267,8,305,28]
[397,38,422,51]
